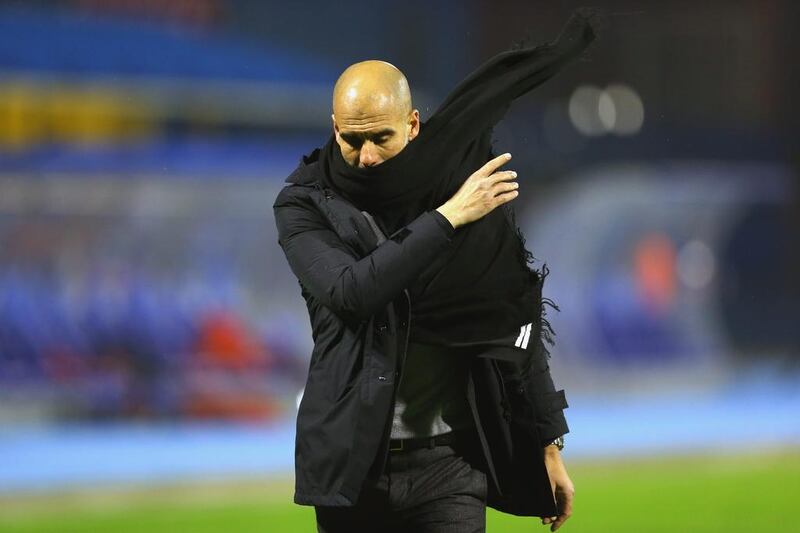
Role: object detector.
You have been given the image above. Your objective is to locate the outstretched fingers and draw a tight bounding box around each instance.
[478,152,513,177]
[491,168,519,206]
[490,169,518,185]
[492,188,519,206]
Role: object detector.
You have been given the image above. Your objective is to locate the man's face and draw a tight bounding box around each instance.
[332,105,420,168]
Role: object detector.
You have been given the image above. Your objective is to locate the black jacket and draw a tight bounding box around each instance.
[273,155,569,517]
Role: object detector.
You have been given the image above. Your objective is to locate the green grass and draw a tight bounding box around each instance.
[1,449,798,532]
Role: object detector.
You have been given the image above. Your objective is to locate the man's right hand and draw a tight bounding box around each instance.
[436,153,519,229]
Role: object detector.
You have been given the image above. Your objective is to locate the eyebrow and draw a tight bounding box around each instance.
[340,128,396,142]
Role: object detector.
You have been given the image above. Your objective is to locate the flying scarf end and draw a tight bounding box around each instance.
[508,8,601,68]
[574,7,606,37]
[552,7,603,57]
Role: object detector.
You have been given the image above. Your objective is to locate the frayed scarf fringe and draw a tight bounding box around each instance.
[505,204,536,266]
[538,265,560,359]
[505,205,560,357]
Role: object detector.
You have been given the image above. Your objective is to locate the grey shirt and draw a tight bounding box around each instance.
[390,342,475,439]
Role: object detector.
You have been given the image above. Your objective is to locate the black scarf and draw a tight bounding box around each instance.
[318,11,597,351]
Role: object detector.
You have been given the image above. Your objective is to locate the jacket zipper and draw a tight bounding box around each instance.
[397,289,412,387]
[382,289,412,457]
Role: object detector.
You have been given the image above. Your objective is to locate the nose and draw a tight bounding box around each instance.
[359,142,380,167]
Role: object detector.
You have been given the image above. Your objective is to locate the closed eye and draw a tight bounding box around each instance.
[369,129,395,144]
[340,128,395,148]
[341,134,363,148]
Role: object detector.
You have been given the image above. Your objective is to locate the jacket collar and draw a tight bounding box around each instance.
[286,148,322,186]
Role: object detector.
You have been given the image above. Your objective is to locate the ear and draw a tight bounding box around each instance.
[408,109,420,141]
[331,114,340,139]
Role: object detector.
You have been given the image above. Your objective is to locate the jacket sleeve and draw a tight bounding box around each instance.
[274,187,455,323]
[499,341,569,445]
[520,340,569,444]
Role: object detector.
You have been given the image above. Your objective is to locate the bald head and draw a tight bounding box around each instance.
[331,60,420,168]
[333,60,412,119]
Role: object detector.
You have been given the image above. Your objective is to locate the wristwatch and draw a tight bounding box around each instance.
[545,435,565,451]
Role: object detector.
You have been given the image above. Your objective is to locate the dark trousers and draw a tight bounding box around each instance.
[315,432,488,533]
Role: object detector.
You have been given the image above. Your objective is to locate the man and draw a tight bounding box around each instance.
[274,13,594,532]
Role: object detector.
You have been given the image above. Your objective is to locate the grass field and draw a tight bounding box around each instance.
[1,449,798,532]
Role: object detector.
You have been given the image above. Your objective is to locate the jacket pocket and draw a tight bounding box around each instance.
[322,324,367,403]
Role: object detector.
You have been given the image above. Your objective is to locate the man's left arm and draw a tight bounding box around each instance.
[506,336,569,444]
[525,343,574,532]
[499,339,574,531]
[542,443,574,532]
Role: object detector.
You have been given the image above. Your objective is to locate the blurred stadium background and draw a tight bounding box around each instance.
[0,0,798,531]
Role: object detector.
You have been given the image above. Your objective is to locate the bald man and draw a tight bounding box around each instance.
[274,60,574,533]
[331,61,420,168]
